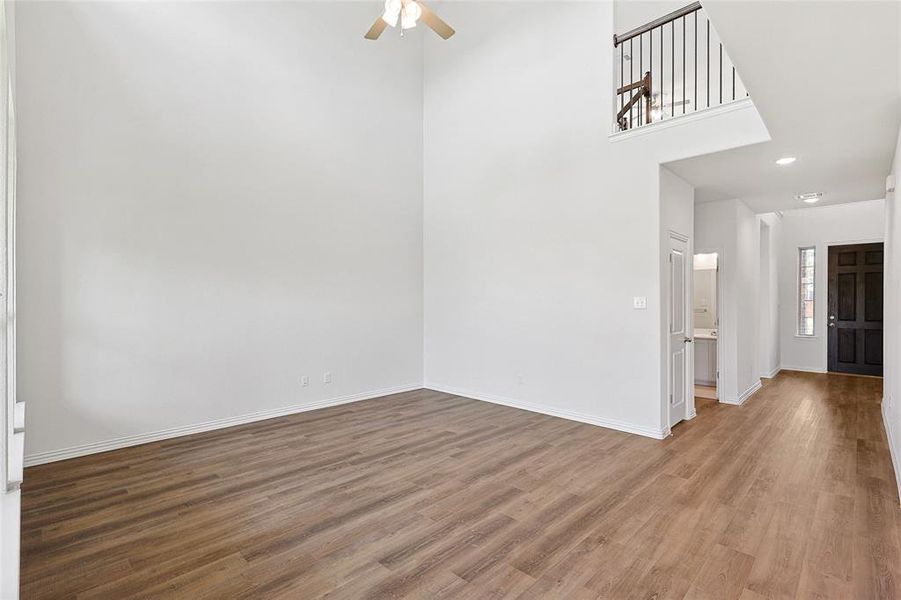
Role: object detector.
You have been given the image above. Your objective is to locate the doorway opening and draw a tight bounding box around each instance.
[693,252,718,401]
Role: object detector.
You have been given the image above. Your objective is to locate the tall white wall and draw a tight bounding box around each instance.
[883,125,901,503]
[695,198,760,403]
[734,200,761,397]
[883,0,901,507]
[17,2,425,462]
[778,200,885,373]
[423,2,768,438]
[615,1,686,32]
[0,2,17,596]
[758,213,781,378]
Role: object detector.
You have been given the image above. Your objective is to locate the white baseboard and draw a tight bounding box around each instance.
[882,399,901,507]
[24,383,423,467]
[780,365,827,374]
[425,383,668,440]
[761,365,782,379]
[722,380,762,406]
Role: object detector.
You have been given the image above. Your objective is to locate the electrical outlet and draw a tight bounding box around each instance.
[633,296,647,310]
[323,371,332,384]
[300,376,309,387]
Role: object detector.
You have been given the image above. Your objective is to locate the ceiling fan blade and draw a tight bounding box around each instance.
[417,1,455,39]
[364,16,389,40]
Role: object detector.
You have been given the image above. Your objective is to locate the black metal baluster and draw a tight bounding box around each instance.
[630,38,634,128]
[639,33,644,124]
[650,29,653,120]
[682,16,686,114]
[719,42,723,104]
[620,45,624,120]
[706,18,710,108]
[660,25,664,119]
[732,65,736,100]
[694,10,697,113]
[671,20,674,117]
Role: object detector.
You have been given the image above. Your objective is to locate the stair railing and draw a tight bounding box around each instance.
[616,71,652,130]
[614,2,747,132]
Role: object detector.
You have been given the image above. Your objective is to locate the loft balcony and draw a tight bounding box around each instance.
[614,2,749,133]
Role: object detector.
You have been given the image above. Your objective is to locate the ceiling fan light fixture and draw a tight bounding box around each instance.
[382,0,401,26]
[401,1,422,29]
[381,11,399,27]
[365,0,454,41]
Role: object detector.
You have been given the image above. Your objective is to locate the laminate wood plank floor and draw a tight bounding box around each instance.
[694,385,717,400]
[20,371,901,599]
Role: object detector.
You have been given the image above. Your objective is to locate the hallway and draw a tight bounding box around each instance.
[20,372,901,599]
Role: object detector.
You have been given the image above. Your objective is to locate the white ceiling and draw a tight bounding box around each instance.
[665,1,900,214]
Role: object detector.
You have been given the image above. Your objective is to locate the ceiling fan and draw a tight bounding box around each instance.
[364,0,455,40]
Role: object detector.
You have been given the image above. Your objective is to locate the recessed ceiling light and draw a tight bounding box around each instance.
[776,157,796,166]
[795,192,823,204]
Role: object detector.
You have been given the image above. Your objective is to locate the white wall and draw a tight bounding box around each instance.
[883,0,901,507]
[17,2,425,462]
[882,124,901,503]
[695,198,760,403]
[734,200,761,398]
[422,2,768,439]
[778,200,885,373]
[615,1,687,32]
[0,1,16,596]
[758,213,781,378]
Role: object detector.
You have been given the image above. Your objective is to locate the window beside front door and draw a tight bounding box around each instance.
[798,246,815,336]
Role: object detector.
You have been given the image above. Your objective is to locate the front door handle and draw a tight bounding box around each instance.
[684,337,693,343]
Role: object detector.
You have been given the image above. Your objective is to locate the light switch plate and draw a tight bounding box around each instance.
[633,296,647,310]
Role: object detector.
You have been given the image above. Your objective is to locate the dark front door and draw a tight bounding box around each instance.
[828,243,883,376]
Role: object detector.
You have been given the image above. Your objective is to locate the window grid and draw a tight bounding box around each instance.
[798,247,815,336]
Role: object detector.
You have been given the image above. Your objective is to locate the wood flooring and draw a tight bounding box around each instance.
[694,384,717,400]
[20,371,901,599]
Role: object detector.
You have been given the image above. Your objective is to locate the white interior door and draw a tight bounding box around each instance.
[668,234,690,427]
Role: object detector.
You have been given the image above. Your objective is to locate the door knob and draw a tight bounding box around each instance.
[829,323,835,327]
[684,337,693,343]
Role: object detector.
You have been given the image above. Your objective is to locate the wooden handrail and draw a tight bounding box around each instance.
[616,71,652,129]
[614,1,701,47]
